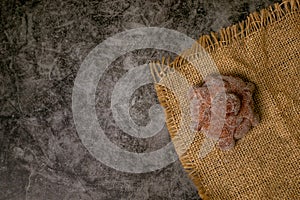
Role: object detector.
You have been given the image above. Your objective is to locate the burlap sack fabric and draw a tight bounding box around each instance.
[150,0,300,199]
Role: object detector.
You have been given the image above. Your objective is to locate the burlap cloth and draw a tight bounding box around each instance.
[150,0,300,199]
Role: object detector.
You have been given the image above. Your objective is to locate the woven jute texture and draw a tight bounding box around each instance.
[150,0,300,199]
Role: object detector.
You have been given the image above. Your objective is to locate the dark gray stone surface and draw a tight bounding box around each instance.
[0,0,280,199]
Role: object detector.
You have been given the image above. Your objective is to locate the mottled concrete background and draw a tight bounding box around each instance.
[0,0,279,199]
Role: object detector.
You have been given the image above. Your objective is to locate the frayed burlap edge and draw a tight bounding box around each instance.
[150,0,300,81]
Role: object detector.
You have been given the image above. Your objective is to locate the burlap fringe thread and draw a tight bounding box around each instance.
[150,0,300,82]
[149,0,299,199]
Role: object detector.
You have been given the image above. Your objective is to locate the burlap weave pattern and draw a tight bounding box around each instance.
[150,0,300,199]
